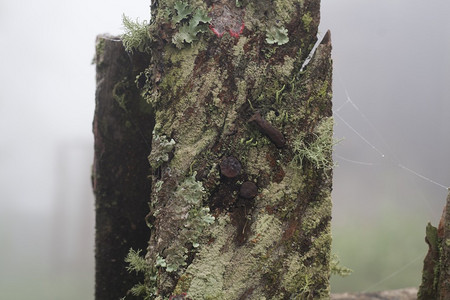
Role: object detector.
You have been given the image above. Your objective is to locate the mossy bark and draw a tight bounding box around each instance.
[94,0,334,299]
[418,191,450,300]
[93,35,154,300]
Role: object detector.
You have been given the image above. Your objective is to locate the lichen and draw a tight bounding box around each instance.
[156,173,215,273]
[292,117,336,171]
[122,14,151,53]
[266,25,289,45]
[148,133,176,169]
[171,1,211,48]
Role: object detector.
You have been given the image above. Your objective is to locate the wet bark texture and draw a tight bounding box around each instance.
[418,191,450,300]
[93,35,154,299]
[94,0,334,299]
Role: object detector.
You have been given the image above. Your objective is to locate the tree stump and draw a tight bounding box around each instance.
[94,0,334,299]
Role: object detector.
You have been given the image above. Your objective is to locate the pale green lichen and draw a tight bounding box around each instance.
[282,254,312,296]
[273,56,296,80]
[171,1,211,48]
[159,173,215,273]
[301,194,332,234]
[266,25,289,45]
[178,212,287,300]
[183,217,234,299]
[147,133,175,169]
[158,41,203,97]
[273,0,302,24]
[259,165,303,207]
[172,0,193,23]
[122,14,151,53]
[250,214,283,256]
[292,117,336,171]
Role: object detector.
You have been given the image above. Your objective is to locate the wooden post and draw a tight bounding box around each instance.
[418,191,450,299]
[94,0,334,298]
[92,35,154,300]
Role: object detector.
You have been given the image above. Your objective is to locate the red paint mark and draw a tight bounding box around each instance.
[209,3,245,38]
[210,25,224,38]
[228,22,245,38]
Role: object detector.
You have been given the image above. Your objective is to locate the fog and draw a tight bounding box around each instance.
[0,0,448,298]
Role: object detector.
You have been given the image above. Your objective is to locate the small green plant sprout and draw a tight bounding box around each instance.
[124,248,157,299]
[125,248,148,275]
[121,14,151,53]
[266,25,289,45]
[148,133,176,169]
[292,117,338,170]
[171,2,211,48]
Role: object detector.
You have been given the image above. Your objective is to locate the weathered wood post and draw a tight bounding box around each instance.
[92,35,154,299]
[418,191,450,299]
[94,0,333,299]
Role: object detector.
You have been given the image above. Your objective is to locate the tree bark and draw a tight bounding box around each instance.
[92,35,154,300]
[94,0,334,299]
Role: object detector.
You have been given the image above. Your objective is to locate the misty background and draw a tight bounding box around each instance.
[0,0,448,298]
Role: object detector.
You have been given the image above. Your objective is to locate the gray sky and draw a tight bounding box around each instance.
[0,0,449,296]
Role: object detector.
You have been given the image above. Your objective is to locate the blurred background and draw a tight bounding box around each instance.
[0,0,448,298]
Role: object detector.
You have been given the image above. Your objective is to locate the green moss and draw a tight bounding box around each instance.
[93,38,106,65]
[301,12,313,33]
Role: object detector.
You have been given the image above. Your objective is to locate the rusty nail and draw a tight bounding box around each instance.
[248,112,286,148]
